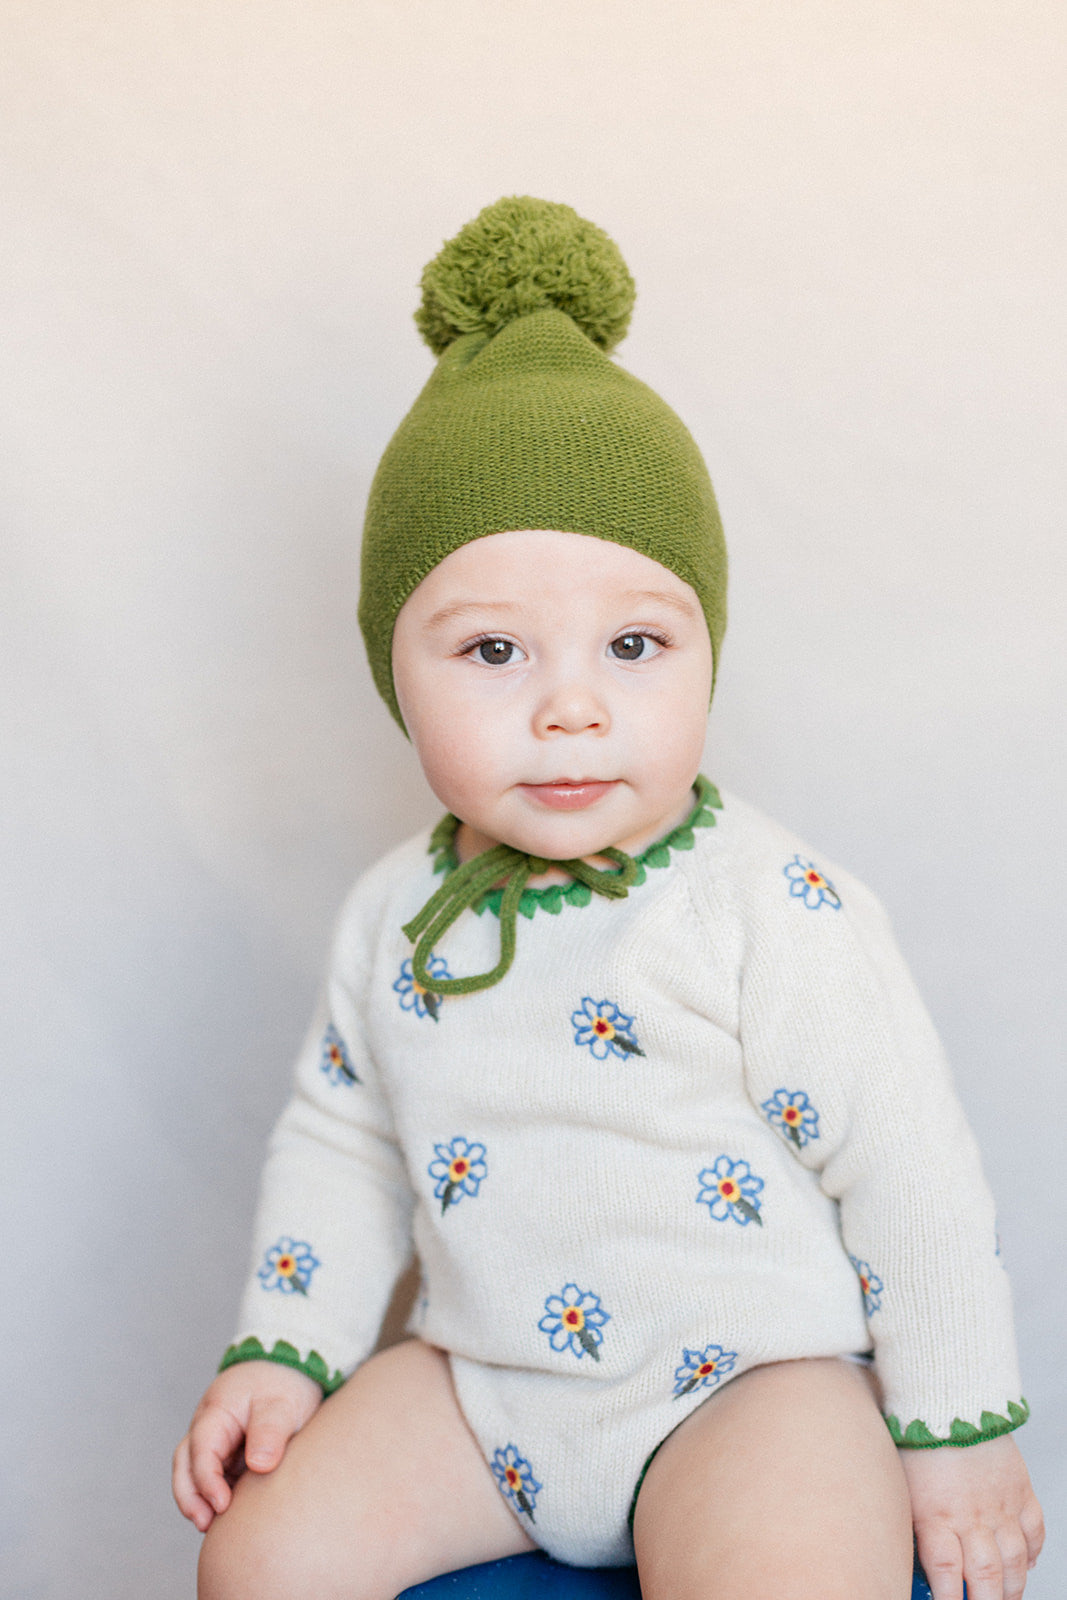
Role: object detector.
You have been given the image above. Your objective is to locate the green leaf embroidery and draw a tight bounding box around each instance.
[578,1328,601,1361]
[422,990,440,1022]
[735,1197,763,1227]
[517,1490,535,1521]
[218,1336,345,1395]
[884,1398,1029,1449]
[441,1181,458,1214]
[786,1123,803,1148]
[613,1034,645,1057]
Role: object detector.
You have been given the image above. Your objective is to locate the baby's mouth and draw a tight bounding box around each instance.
[519,780,618,811]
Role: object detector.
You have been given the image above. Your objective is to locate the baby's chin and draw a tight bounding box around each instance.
[455,786,677,867]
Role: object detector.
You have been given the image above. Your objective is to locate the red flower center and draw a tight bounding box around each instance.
[860,1276,870,1294]
[594,1019,610,1034]
[277,1256,294,1274]
[807,871,822,885]
[784,1106,800,1123]
[505,1467,519,1488]
[720,1180,736,1198]
[565,1309,580,1326]
[699,1361,716,1376]
[453,1160,468,1176]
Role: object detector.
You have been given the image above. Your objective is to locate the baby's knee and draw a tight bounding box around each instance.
[196,1487,386,1600]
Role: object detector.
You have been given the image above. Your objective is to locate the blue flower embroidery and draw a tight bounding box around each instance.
[673,1343,738,1398]
[394,954,452,1022]
[762,1088,821,1149]
[428,1137,488,1214]
[850,1255,883,1316]
[539,1284,611,1361]
[784,854,841,910]
[257,1237,319,1296]
[491,1444,541,1522]
[320,1021,359,1086]
[571,997,644,1059]
[697,1156,764,1226]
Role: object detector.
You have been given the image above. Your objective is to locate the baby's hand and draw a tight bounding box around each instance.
[900,1435,1044,1600]
[172,1361,324,1531]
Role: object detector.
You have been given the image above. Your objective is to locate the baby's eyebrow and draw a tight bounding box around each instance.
[422,599,521,632]
[622,588,701,619]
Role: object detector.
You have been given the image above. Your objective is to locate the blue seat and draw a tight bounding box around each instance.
[396,1550,944,1598]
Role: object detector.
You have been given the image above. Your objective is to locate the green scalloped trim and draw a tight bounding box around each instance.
[218,1336,346,1396]
[884,1397,1029,1449]
[429,775,723,919]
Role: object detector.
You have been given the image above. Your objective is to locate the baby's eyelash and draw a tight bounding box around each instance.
[454,632,513,656]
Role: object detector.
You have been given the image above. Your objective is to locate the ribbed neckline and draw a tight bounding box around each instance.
[428,774,723,921]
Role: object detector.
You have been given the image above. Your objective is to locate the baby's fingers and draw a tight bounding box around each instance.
[958,1529,1004,1600]
[995,1527,1032,1600]
[243,1393,302,1473]
[916,1524,965,1600]
[187,1401,246,1518]
[1020,1497,1045,1569]
[172,1433,219,1532]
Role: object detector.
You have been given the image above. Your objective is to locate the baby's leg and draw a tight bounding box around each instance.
[633,1357,912,1600]
[198,1340,535,1600]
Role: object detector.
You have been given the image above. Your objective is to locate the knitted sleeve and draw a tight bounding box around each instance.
[735,845,1026,1448]
[219,887,415,1394]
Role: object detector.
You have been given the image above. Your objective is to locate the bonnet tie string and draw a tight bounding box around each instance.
[402,842,640,996]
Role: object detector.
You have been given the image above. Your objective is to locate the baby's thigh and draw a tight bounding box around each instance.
[198,1340,535,1600]
[633,1357,912,1600]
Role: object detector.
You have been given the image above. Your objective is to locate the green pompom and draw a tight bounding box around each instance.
[415,196,636,356]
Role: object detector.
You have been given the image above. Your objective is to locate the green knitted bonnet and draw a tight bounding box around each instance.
[358,196,727,728]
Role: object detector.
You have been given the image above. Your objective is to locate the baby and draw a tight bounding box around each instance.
[173,198,1044,1600]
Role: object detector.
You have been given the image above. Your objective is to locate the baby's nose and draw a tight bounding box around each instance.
[534,681,609,736]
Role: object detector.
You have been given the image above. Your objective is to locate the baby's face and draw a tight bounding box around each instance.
[392,529,713,863]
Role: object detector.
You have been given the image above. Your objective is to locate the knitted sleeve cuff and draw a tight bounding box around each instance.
[885,1397,1030,1449]
[218,1335,347,1396]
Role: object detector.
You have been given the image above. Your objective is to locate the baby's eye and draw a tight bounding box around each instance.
[468,638,525,666]
[610,632,663,662]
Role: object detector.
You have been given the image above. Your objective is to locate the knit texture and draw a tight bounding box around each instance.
[358,198,727,730]
[227,788,1023,1564]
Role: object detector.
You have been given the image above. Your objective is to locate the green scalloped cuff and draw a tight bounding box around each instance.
[429,774,723,920]
[218,1336,346,1396]
[885,1398,1029,1449]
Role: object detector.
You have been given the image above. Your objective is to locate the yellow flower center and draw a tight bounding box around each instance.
[505,1467,520,1489]
[412,980,425,996]
[860,1275,870,1294]
[449,1158,469,1181]
[784,1105,800,1124]
[563,1307,585,1331]
[593,1017,615,1039]
[718,1179,738,1200]
[806,870,824,886]
[698,1360,717,1377]
[277,1255,295,1276]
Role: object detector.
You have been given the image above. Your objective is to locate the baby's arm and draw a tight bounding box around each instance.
[729,824,1040,1594]
[172,1360,322,1531]
[902,1436,1044,1600]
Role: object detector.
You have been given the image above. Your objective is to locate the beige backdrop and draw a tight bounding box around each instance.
[2,3,1064,1595]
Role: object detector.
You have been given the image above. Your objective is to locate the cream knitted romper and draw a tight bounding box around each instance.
[226,784,1025,1566]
